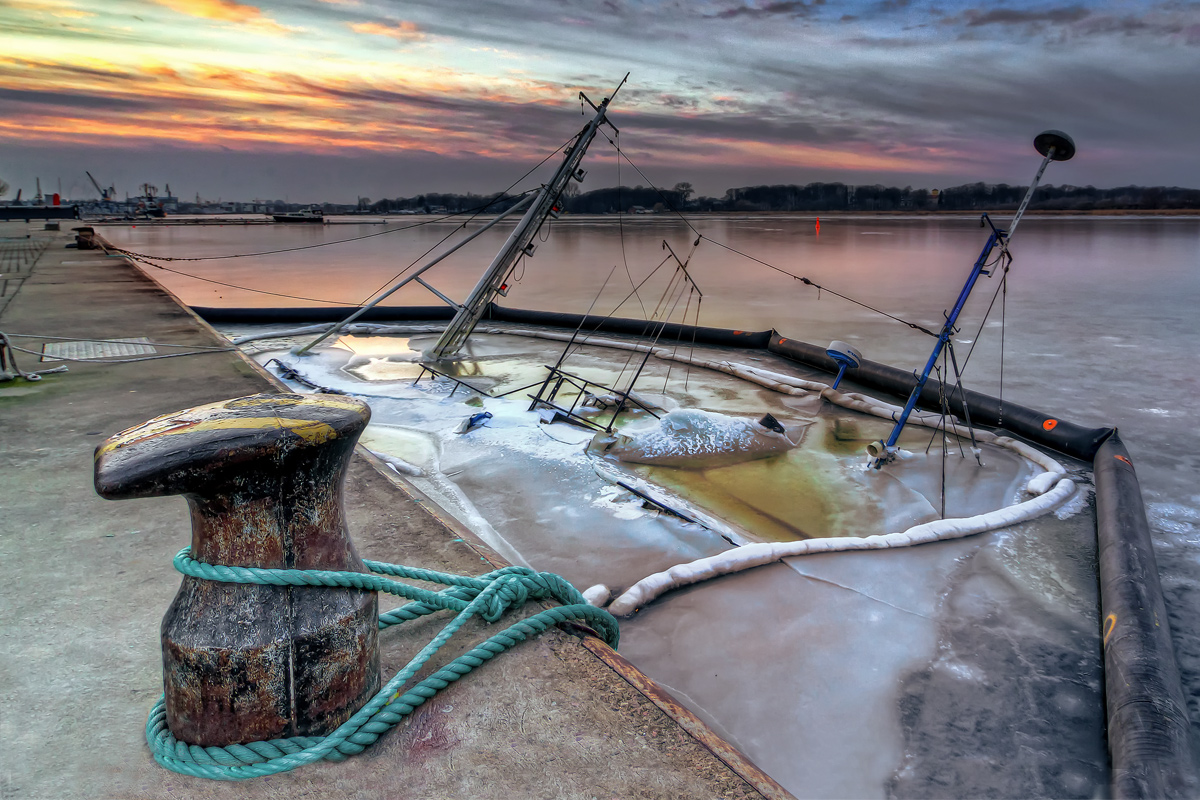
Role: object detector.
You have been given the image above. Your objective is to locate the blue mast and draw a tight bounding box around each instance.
[867,130,1075,468]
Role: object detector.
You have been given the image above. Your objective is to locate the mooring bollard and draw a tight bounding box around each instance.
[94,393,380,747]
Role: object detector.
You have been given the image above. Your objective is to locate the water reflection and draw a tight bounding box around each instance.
[333,335,418,357]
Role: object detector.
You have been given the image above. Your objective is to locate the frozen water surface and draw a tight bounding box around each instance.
[231,325,1106,798]
[116,217,1200,795]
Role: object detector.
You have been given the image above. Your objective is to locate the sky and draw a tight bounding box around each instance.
[0,0,1197,203]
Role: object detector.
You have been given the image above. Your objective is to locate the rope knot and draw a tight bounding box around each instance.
[153,548,618,780]
[482,573,533,622]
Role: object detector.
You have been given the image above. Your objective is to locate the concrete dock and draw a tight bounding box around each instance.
[0,221,787,799]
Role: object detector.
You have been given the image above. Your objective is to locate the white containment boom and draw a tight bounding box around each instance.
[427,79,624,361]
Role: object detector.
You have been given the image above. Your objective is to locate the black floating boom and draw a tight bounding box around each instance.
[1094,434,1197,799]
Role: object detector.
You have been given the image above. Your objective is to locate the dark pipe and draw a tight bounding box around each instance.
[768,334,1114,461]
[192,305,454,324]
[1094,434,1196,798]
[192,304,773,348]
[487,306,774,349]
[189,305,1109,460]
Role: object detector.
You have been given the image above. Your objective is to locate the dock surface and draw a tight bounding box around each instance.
[0,222,783,799]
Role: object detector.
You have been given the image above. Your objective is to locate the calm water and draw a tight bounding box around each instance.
[105,214,1200,756]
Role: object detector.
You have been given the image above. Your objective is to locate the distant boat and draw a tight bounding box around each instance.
[273,206,324,224]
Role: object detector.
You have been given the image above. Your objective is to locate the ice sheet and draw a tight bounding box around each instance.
[238,327,1101,799]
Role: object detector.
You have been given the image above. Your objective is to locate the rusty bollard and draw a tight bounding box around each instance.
[94,393,380,747]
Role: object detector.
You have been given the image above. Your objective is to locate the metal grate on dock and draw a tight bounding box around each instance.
[41,337,158,361]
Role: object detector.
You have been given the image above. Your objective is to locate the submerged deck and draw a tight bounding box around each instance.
[226,318,1110,799]
[0,222,784,799]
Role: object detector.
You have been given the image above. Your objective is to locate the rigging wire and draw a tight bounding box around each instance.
[622,260,647,318]
[355,207,501,308]
[612,263,683,389]
[115,197,530,308]
[108,137,575,264]
[548,133,707,398]
[701,238,938,337]
[613,130,647,318]
[685,294,701,393]
[939,360,948,519]
[998,266,1007,427]
[116,256,360,306]
[613,261,691,391]
[619,265,693,398]
[6,340,233,364]
[115,120,973,353]
[108,195,523,264]
[944,340,983,465]
[558,252,675,368]
[604,255,673,324]
[542,264,620,383]
[658,236,702,393]
[601,132,940,339]
[322,137,580,309]
[560,250,658,365]
[663,285,694,392]
[106,134,581,308]
[957,254,1012,374]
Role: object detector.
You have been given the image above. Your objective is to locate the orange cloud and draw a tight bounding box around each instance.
[0,53,546,160]
[0,48,959,179]
[722,138,948,174]
[141,62,181,80]
[349,20,424,41]
[152,0,261,23]
[149,0,294,33]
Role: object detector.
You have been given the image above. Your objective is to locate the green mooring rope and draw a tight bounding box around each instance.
[147,547,620,781]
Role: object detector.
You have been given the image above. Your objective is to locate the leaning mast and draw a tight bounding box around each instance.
[427,76,626,360]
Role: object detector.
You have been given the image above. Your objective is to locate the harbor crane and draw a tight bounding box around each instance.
[86,171,115,201]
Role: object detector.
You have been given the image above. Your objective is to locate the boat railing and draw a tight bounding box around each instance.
[527,364,661,432]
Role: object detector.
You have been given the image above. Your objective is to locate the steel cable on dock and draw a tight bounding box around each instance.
[2,335,234,365]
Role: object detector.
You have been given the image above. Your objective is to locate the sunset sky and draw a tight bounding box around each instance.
[1,0,1197,202]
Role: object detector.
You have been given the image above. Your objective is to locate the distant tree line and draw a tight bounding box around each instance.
[363,181,1200,215]
[934,183,1200,211]
[366,192,527,214]
[708,182,1200,212]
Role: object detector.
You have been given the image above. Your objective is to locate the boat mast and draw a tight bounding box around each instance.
[291,193,536,356]
[427,76,626,361]
[867,130,1075,469]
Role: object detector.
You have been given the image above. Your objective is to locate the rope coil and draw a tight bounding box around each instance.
[149,547,618,780]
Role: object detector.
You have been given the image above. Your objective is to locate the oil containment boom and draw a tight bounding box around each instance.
[1094,434,1197,799]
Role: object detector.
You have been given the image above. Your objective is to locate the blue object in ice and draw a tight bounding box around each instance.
[825,341,862,390]
[456,411,493,434]
[870,130,1075,469]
